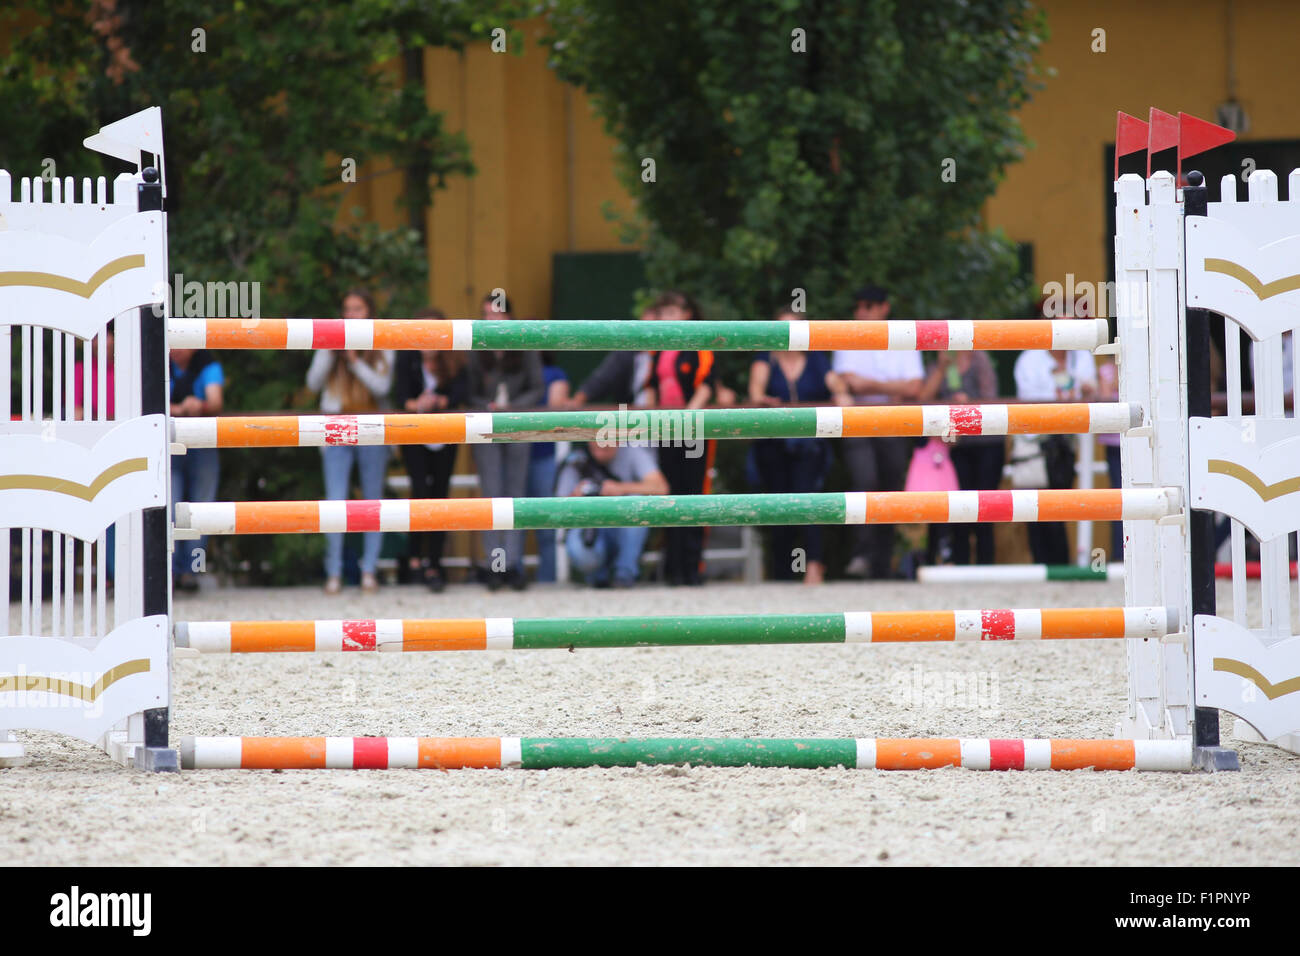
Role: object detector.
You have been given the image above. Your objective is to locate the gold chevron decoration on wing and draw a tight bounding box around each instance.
[0,458,148,501]
[0,254,146,299]
[1204,258,1300,301]
[1213,658,1300,700]
[1207,459,1300,502]
[0,658,151,702]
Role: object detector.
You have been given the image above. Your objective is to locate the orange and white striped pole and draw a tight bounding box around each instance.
[167,317,1111,352]
[174,606,1176,653]
[178,735,1194,771]
[170,402,1140,449]
[173,488,1180,536]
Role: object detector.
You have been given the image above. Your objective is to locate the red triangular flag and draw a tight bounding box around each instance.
[1147,108,1179,176]
[1179,112,1235,160]
[1148,109,1179,152]
[1114,111,1149,180]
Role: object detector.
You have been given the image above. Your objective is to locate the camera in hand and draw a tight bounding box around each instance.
[561,448,617,548]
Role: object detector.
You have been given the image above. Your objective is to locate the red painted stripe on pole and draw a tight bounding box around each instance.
[352,737,389,769]
[980,608,1016,640]
[949,405,982,435]
[988,739,1025,770]
[325,417,359,444]
[347,500,382,531]
[313,319,347,349]
[978,490,1015,521]
[915,321,949,350]
[342,620,377,651]
[1214,561,1299,579]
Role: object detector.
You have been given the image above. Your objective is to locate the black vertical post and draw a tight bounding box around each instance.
[1182,170,1221,752]
[137,165,170,755]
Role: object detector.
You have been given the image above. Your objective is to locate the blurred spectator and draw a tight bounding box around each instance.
[306,289,394,594]
[393,308,467,592]
[468,292,544,590]
[650,291,715,586]
[1013,304,1097,565]
[169,345,225,592]
[555,441,668,587]
[833,286,922,579]
[747,307,851,584]
[565,302,737,412]
[529,350,570,583]
[919,349,1003,565]
[566,304,659,408]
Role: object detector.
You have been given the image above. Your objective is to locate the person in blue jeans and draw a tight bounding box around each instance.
[305,289,395,593]
[528,353,570,582]
[554,441,667,587]
[169,348,224,592]
[746,318,850,584]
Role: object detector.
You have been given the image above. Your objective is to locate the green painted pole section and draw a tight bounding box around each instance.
[510,493,847,529]
[512,613,848,649]
[487,406,822,442]
[1045,565,1111,581]
[473,320,790,351]
[519,737,859,769]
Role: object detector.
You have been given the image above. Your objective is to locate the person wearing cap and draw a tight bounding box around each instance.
[832,286,923,579]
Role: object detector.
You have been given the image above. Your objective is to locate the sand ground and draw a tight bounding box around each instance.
[5,578,1298,866]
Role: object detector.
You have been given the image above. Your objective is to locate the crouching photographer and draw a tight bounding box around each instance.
[555,441,668,587]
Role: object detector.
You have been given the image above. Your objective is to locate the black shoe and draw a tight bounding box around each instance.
[424,569,446,593]
[508,569,528,591]
[486,573,504,592]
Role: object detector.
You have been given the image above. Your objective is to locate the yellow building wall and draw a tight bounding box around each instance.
[400,3,1300,323]
[419,20,637,319]
[987,0,1300,297]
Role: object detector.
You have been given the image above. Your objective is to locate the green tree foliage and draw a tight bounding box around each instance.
[542,0,1045,323]
[0,0,520,582]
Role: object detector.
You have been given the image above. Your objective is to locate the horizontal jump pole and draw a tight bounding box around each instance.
[178,736,1194,771]
[1214,561,1298,580]
[174,606,1176,653]
[172,402,1141,449]
[167,317,1111,352]
[174,488,1180,535]
[919,563,1126,584]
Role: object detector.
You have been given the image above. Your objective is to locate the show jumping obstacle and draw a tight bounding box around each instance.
[5,107,1300,772]
[168,316,1111,352]
[919,563,1126,584]
[174,606,1175,653]
[0,109,172,769]
[1214,562,1298,580]
[175,489,1177,536]
[178,736,1194,771]
[171,402,1139,448]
